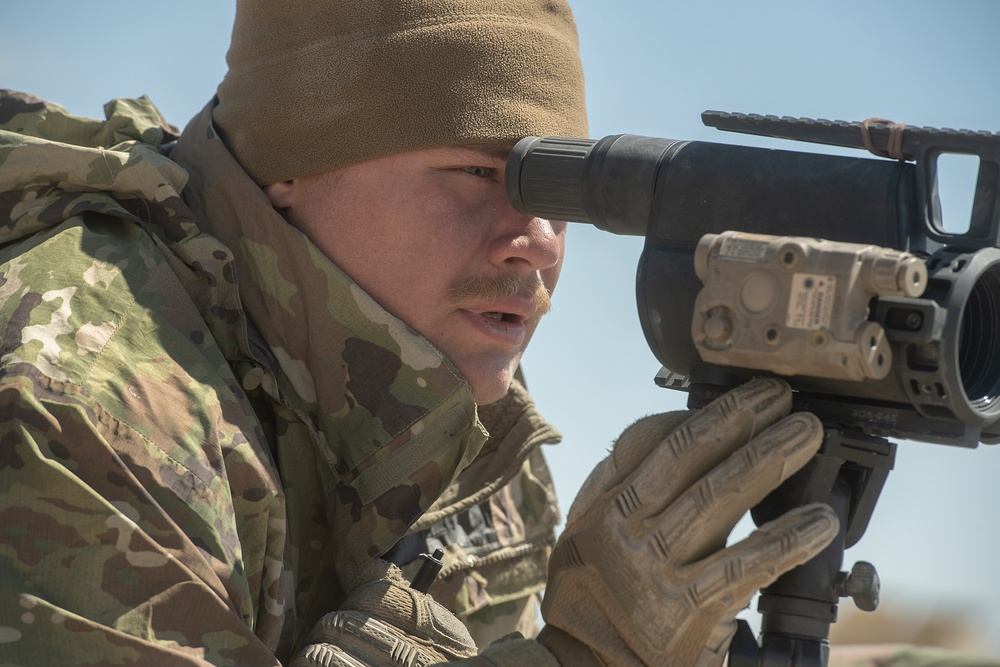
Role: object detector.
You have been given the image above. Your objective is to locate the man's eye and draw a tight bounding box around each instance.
[462,166,495,178]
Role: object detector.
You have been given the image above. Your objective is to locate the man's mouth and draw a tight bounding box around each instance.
[459,306,531,347]
[482,311,521,323]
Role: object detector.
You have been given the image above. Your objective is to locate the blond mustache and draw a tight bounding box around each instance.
[449,273,552,317]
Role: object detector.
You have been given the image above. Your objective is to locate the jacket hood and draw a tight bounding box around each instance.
[0,91,185,248]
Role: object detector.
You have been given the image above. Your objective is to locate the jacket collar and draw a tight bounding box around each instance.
[171,100,490,575]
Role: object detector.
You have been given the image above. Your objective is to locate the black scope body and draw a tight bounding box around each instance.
[506,133,1000,446]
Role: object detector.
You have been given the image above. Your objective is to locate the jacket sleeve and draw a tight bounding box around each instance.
[0,372,283,667]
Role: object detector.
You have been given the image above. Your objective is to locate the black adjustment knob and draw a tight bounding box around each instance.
[834,561,880,612]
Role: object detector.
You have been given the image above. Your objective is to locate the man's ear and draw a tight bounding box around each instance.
[263,180,296,209]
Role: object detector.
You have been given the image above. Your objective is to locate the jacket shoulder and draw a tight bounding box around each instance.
[0,210,275,494]
[0,214,288,648]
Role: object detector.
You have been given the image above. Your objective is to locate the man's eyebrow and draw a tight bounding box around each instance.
[442,144,513,162]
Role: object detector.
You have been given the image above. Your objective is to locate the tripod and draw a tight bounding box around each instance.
[726,427,895,667]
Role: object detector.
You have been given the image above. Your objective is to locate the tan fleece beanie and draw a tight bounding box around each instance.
[214,0,588,186]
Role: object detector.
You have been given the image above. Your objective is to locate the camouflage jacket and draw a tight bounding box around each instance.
[0,92,561,665]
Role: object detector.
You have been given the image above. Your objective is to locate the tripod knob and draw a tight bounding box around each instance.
[834,561,880,612]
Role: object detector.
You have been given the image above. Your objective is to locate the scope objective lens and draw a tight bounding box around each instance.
[959,265,1000,410]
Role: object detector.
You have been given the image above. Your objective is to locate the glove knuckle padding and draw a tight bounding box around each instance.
[565,411,691,525]
[293,559,477,667]
[295,640,368,667]
[542,379,840,667]
[719,503,839,593]
[618,380,793,519]
[658,411,826,563]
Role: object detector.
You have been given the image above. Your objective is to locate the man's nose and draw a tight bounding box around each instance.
[488,209,565,271]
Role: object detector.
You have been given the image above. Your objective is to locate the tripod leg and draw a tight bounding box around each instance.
[728,441,871,667]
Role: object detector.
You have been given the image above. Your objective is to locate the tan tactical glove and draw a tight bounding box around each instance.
[536,378,841,667]
[291,558,478,667]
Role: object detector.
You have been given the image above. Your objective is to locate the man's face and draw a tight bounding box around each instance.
[264,145,566,405]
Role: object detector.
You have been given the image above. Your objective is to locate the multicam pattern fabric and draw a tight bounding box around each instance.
[395,391,562,647]
[0,91,562,665]
[0,90,287,665]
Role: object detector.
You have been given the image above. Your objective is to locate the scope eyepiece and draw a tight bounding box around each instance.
[506,134,683,236]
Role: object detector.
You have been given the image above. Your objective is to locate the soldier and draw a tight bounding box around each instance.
[0,0,965,666]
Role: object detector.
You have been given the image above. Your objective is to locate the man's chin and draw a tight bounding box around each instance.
[469,375,515,406]
[460,359,519,406]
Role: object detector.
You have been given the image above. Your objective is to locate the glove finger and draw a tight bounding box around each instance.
[566,410,691,524]
[608,411,693,482]
[655,411,824,564]
[615,378,791,534]
[686,502,840,615]
[697,619,739,666]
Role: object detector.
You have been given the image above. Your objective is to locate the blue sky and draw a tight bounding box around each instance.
[4,0,1000,654]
